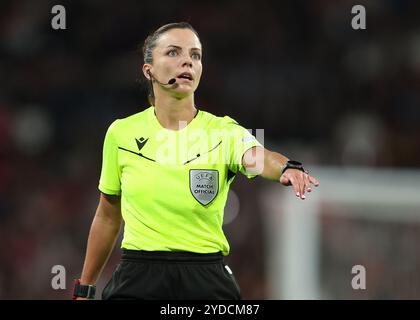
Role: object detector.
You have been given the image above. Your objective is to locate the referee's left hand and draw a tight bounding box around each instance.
[280,169,319,200]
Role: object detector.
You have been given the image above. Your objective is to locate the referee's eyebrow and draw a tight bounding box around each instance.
[167,45,201,51]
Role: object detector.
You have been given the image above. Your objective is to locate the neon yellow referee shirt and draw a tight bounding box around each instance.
[98,106,262,255]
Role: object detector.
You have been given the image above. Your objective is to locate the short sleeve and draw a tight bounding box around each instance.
[223,116,263,179]
[98,120,121,195]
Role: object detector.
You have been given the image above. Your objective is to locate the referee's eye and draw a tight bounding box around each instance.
[167,50,178,57]
[192,53,201,60]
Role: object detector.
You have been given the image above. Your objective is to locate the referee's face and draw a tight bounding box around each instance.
[151,28,202,97]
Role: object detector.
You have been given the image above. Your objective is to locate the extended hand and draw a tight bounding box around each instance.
[279,169,319,200]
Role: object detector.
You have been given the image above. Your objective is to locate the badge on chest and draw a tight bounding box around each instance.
[189,169,219,206]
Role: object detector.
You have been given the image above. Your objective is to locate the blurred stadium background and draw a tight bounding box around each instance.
[1,0,419,299]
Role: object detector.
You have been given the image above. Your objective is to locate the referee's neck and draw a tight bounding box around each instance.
[154,96,197,130]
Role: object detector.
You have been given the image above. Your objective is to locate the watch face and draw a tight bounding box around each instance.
[282,160,305,174]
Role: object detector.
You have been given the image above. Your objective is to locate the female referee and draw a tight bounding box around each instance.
[73,22,319,300]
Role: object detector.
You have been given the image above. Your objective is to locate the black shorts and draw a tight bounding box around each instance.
[102,249,242,300]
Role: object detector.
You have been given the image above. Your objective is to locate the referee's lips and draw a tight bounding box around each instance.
[177,72,194,81]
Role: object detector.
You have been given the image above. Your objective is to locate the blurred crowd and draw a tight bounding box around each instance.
[0,0,419,299]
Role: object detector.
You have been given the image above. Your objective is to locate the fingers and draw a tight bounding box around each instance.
[298,174,306,199]
[304,173,312,193]
[286,171,320,200]
[288,176,301,199]
[308,175,320,187]
[290,173,305,200]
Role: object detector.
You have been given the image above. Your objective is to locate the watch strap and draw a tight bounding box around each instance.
[73,279,96,299]
[282,160,307,174]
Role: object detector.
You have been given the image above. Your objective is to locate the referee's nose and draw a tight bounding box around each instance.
[181,55,193,68]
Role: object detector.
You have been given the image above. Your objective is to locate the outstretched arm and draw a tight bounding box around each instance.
[242,146,319,200]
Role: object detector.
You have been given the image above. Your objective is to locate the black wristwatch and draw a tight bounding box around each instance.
[73,279,96,299]
[282,160,307,174]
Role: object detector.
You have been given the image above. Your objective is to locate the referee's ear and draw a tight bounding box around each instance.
[143,64,152,80]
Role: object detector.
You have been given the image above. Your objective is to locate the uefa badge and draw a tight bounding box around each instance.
[189,169,219,205]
